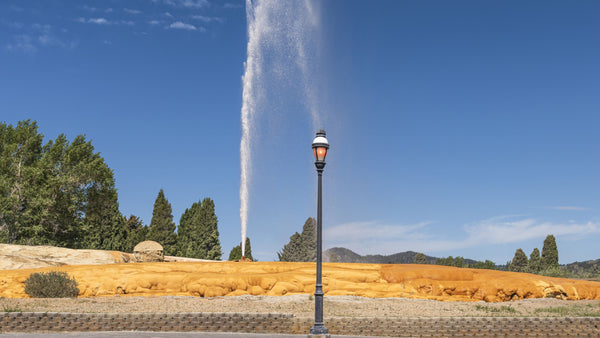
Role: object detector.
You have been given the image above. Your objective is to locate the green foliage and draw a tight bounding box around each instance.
[177,198,222,260]
[228,245,242,261]
[527,248,542,273]
[278,217,317,262]
[123,215,148,253]
[435,256,468,268]
[509,248,528,272]
[146,189,178,255]
[228,237,253,261]
[541,234,559,271]
[475,304,517,315]
[472,260,496,270]
[414,252,428,264]
[534,303,600,317]
[0,120,124,248]
[539,267,568,278]
[24,271,79,298]
[2,304,23,312]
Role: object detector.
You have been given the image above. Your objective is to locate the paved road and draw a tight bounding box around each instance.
[1,332,387,338]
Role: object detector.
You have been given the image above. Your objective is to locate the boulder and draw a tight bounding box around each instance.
[133,241,164,262]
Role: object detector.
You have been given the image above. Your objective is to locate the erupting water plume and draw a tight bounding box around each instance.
[239,0,320,256]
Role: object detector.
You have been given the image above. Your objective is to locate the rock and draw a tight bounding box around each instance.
[133,241,164,262]
[0,244,132,270]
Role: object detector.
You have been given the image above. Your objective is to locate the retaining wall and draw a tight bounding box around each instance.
[2,313,600,336]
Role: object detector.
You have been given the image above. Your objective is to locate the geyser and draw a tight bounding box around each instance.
[239,0,321,256]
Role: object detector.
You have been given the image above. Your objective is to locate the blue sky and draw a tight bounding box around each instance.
[2,0,599,264]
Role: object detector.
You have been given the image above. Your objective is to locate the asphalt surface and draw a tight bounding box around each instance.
[0,332,387,338]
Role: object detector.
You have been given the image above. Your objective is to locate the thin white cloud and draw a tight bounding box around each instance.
[124,8,142,15]
[223,3,242,9]
[164,0,210,8]
[549,206,589,211]
[168,21,199,31]
[149,20,162,25]
[86,18,110,25]
[324,216,600,257]
[5,34,37,53]
[191,15,224,23]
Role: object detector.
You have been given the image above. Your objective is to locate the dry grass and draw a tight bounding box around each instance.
[2,295,600,318]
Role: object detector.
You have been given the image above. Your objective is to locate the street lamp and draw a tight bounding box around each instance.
[310,129,329,337]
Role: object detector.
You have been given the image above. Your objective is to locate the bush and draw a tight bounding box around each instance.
[24,271,79,298]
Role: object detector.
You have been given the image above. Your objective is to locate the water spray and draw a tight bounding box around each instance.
[239,0,320,259]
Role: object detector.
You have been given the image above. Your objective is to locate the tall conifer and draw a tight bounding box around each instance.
[541,234,559,270]
[147,189,177,255]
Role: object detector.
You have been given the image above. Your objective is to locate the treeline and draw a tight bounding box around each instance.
[0,120,222,259]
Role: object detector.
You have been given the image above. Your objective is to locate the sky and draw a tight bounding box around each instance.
[1,0,599,264]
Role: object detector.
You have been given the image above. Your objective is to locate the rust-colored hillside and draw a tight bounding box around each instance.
[2,261,600,302]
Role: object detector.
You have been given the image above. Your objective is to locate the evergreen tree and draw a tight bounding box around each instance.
[527,248,542,274]
[300,217,316,262]
[123,215,147,252]
[176,198,222,260]
[473,260,496,270]
[197,198,222,260]
[278,232,303,262]
[228,237,253,261]
[146,189,177,255]
[176,200,201,257]
[509,248,528,272]
[0,120,122,248]
[414,252,428,264]
[541,234,559,270]
[278,217,317,262]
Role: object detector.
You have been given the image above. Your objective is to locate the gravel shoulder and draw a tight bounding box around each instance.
[3,295,600,317]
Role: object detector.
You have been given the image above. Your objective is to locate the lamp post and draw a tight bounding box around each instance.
[310,129,330,337]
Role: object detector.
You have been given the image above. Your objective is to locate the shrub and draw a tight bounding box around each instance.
[24,271,79,298]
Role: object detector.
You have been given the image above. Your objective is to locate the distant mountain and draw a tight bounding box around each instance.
[324,247,600,279]
[324,247,477,265]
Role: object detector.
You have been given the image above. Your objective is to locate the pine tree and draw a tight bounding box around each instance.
[197,198,222,260]
[228,245,242,261]
[278,217,317,262]
[527,248,542,274]
[278,232,303,262]
[414,252,428,264]
[146,189,177,255]
[228,237,253,261]
[510,248,528,272]
[300,217,316,262]
[123,215,147,252]
[541,234,559,271]
[176,200,202,257]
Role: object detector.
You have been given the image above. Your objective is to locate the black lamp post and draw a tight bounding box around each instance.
[310,129,330,337]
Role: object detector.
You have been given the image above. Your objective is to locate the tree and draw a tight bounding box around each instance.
[176,200,201,257]
[228,237,253,261]
[473,260,496,270]
[509,248,528,272]
[176,198,222,260]
[146,189,177,255]
[414,252,428,264]
[0,120,123,248]
[541,234,559,270]
[123,215,147,253]
[527,248,542,274]
[0,120,44,244]
[278,217,317,262]
[436,256,454,266]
